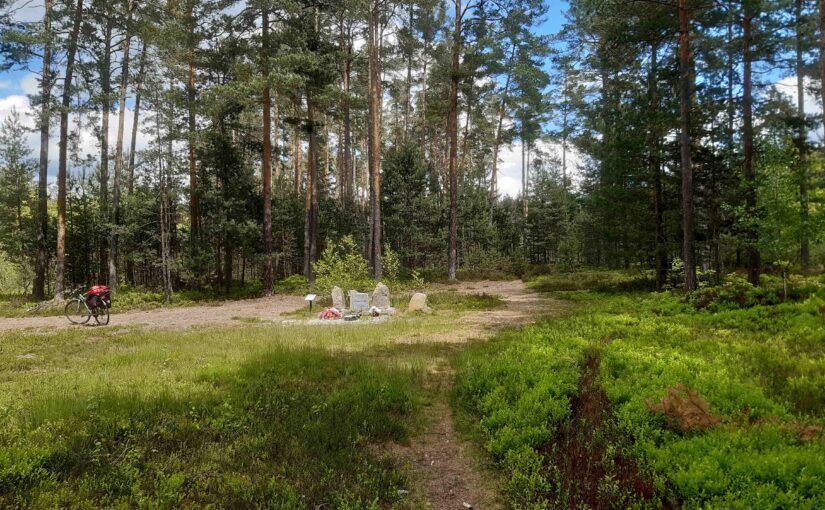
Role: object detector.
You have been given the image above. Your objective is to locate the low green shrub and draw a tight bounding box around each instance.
[313,235,374,296]
[275,274,309,294]
[527,269,656,293]
[455,320,588,506]
[460,246,519,279]
[688,273,824,311]
[456,291,825,509]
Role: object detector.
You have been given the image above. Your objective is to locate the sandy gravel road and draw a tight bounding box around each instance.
[0,294,306,333]
[0,280,552,336]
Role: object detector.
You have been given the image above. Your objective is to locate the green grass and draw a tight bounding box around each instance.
[0,285,509,509]
[0,316,467,508]
[456,274,825,509]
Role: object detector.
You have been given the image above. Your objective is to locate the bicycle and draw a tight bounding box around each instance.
[64,287,110,326]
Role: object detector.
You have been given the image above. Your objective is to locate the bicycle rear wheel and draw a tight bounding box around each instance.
[93,305,110,326]
[64,299,91,325]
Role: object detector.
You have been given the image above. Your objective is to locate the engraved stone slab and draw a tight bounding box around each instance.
[349,291,370,312]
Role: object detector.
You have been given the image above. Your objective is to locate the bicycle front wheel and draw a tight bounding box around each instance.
[93,305,110,326]
[64,299,91,325]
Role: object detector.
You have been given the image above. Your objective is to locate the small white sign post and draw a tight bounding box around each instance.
[305,294,317,312]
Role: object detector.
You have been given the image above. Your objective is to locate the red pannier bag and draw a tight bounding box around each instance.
[86,285,112,308]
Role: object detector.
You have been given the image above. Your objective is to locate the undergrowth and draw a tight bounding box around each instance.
[456,272,825,509]
[527,269,656,293]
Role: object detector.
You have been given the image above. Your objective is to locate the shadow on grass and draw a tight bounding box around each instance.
[2,347,421,509]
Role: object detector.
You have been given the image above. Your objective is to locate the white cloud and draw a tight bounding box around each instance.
[774,76,819,114]
[774,75,822,142]
[21,73,39,96]
[0,94,32,121]
[498,174,521,198]
[0,94,40,158]
[5,0,44,23]
[494,139,584,198]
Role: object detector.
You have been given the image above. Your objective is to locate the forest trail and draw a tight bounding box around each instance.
[0,294,306,333]
[390,280,561,509]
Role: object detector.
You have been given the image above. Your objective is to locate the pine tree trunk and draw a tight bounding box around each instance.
[368,0,383,280]
[743,12,760,286]
[490,44,516,224]
[521,133,527,217]
[404,1,413,141]
[678,0,697,291]
[109,0,134,295]
[100,19,112,284]
[421,41,429,153]
[157,103,173,304]
[562,70,569,190]
[187,8,199,241]
[126,42,146,286]
[820,0,825,167]
[128,42,147,195]
[649,40,667,290]
[324,115,331,195]
[304,88,319,283]
[34,0,53,300]
[293,105,302,194]
[55,0,84,299]
[341,21,352,201]
[796,0,810,269]
[262,7,274,295]
[447,0,461,281]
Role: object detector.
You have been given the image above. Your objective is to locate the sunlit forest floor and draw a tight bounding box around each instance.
[2,273,824,509]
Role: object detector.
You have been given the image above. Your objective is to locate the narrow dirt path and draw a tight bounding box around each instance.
[391,280,561,510]
[0,294,305,333]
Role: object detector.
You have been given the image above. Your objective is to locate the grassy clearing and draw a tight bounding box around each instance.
[456,273,825,509]
[1,290,505,509]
